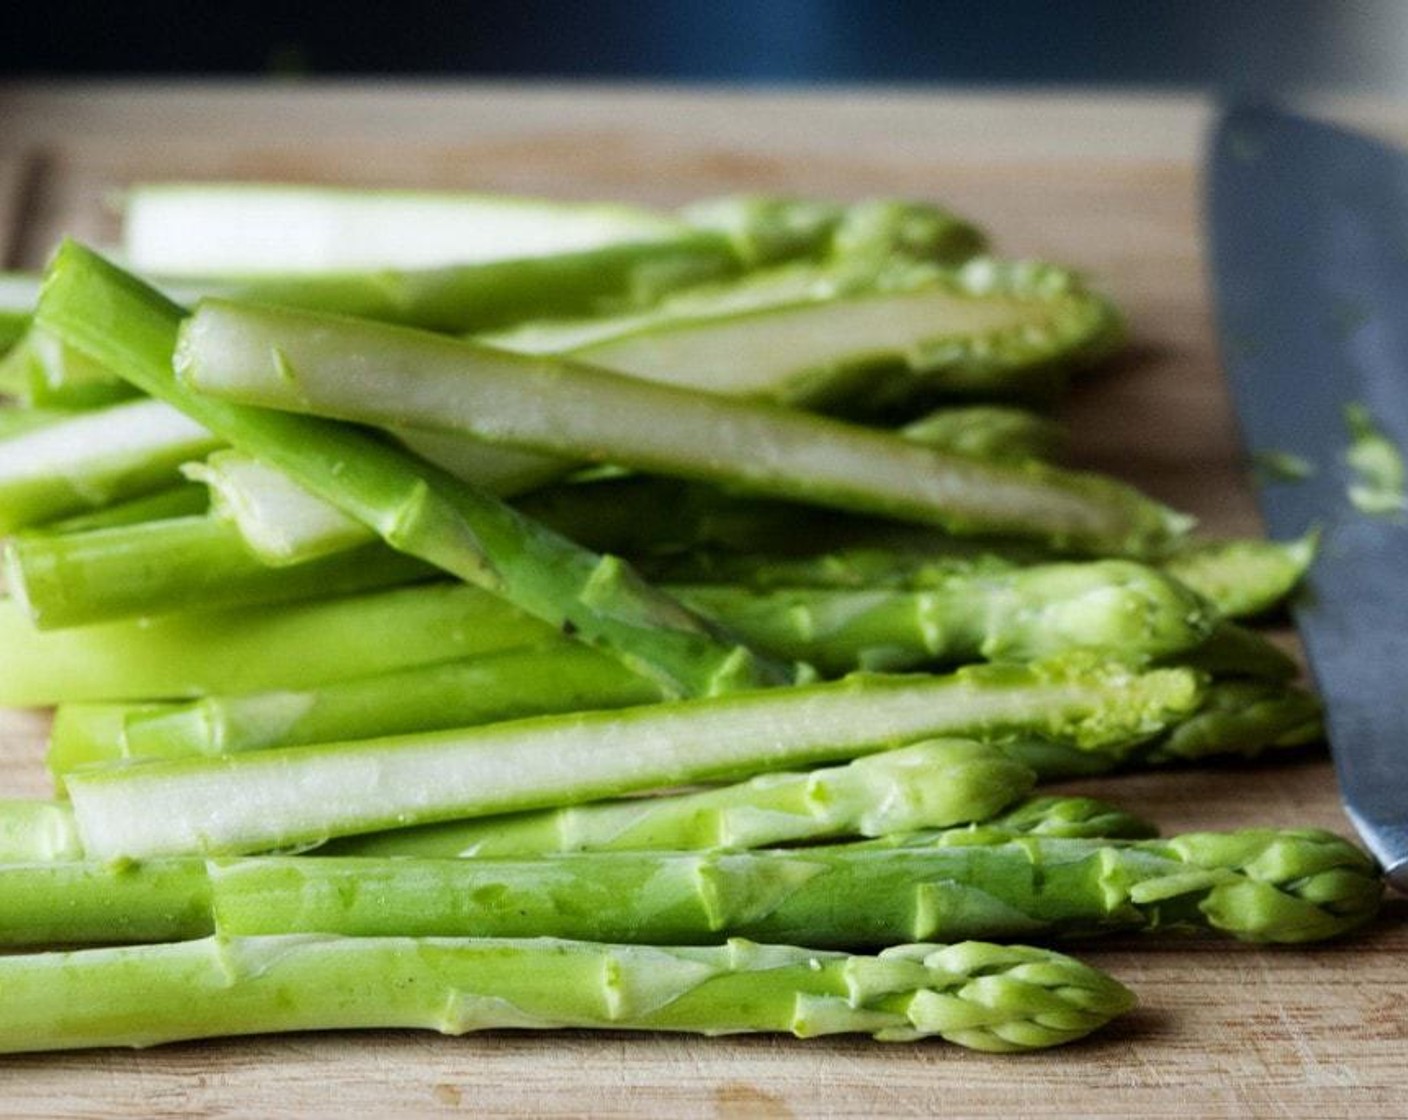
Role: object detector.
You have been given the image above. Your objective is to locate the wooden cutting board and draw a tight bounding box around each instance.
[0,83,1403,1119]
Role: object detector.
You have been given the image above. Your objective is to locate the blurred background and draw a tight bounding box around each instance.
[4,0,1408,92]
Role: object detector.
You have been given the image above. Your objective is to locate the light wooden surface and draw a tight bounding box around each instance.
[0,82,1404,1119]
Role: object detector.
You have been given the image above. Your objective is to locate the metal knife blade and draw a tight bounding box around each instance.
[1209,104,1408,890]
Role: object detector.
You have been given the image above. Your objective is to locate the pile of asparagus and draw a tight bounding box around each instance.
[0,186,1382,1054]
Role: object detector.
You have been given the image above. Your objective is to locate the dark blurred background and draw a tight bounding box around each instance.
[3,1,1406,90]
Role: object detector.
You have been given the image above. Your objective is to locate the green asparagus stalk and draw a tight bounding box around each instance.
[0,859,211,945]
[37,241,795,699]
[177,298,1190,556]
[124,182,722,275]
[315,740,1035,858]
[0,800,83,860]
[0,397,221,533]
[48,642,663,773]
[322,787,1153,861]
[638,536,1310,623]
[5,822,1369,948]
[0,582,543,705]
[484,258,1121,411]
[190,399,1066,573]
[0,935,1134,1053]
[39,482,209,534]
[212,828,1381,946]
[64,659,1201,859]
[5,514,434,629]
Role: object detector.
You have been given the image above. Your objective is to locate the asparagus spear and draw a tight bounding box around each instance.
[0,582,542,705]
[5,514,435,629]
[320,784,1152,860]
[47,642,663,773]
[188,399,1065,573]
[212,828,1380,947]
[124,182,715,273]
[315,740,1035,858]
[0,397,220,533]
[1176,622,1301,682]
[177,298,1190,556]
[484,258,1121,411]
[4,821,1367,948]
[0,935,1134,1053]
[36,241,794,699]
[64,659,1201,859]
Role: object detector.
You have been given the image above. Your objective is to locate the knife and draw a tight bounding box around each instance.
[1209,104,1408,891]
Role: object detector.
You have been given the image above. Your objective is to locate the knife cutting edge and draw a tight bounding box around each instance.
[1209,103,1408,891]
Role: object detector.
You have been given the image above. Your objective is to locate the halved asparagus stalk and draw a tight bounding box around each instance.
[188,398,1067,571]
[177,299,1190,556]
[64,659,1201,859]
[0,397,220,533]
[124,182,716,274]
[36,242,794,698]
[0,582,541,706]
[485,258,1121,410]
[1176,622,1301,682]
[315,740,1034,858]
[211,828,1381,946]
[45,658,1311,784]
[0,935,1133,1053]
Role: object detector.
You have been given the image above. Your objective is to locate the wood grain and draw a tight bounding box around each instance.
[0,82,1403,1119]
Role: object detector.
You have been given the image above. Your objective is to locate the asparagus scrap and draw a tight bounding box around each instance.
[36,241,796,699]
[63,658,1202,859]
[0,936,1134,1053]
